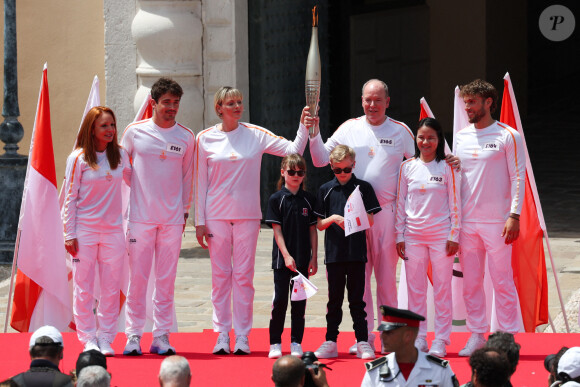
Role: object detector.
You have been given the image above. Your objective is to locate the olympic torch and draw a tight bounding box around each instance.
[305,6,321,136]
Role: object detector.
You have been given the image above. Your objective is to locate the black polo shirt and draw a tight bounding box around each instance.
[314,174,381,264]
[265,187,317,269]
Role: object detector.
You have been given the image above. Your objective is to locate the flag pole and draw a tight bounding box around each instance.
[4,228,21,332]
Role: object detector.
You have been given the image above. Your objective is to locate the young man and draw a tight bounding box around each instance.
[121,77,195,356]
[453,79,525,356]
[361,306,459,387]
[314,145,381,360]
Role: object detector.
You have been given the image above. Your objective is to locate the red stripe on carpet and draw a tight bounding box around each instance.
[0,329,568,386]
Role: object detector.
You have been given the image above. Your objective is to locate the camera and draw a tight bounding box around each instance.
[545,353,557,373]
[302,351,327,387]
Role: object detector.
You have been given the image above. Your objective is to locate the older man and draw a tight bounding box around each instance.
[158,355,192,387]
[309,80,414,350]
[310,80,460,353]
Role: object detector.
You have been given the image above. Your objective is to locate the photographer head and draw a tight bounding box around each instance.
[485,331,520,381]
[468,348,511,387]
[556,347,580,386]
[272,355,329,387]
[272,355,305,387]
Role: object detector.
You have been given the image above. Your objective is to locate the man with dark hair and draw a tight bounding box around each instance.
[361,306,459,386]
[11,326,73,386]
[122,77,195,356]
[75,350,107,382]
[484,331,520,386]
[454,79,525,356]
[461,348,511,387]
[272,355,306,387]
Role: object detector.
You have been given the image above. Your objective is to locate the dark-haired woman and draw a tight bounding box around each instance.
[394,117,460,358]
[62,106,131,356]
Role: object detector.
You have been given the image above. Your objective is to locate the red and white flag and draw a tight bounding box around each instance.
[10,64,73,332]
[134,93,153,122]
[500,73,549,332]
[58,76,100,207]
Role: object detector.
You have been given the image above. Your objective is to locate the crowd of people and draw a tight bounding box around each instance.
[4,322,580,386]
[5,74,536,384]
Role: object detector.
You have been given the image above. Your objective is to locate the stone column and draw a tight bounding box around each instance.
[0,0,27,263]
[202,0,249,127]
[132,0,204,131]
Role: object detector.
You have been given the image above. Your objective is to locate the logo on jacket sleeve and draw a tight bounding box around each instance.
[302,208,308,216]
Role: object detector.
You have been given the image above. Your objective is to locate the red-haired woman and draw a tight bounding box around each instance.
[62,106,131,356]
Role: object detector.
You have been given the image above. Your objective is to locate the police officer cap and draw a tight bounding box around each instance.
[377,305,425,332]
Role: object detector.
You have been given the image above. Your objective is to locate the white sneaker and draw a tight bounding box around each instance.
[314,341,338,359]
[428,339,447,357]
[290,342,303,357]
[150,334,176,356]
[459,333,486,357]
[213,332,230,355]
[234,335,250,355]
[84,338,100,353]
[415,337,429,352]
[348,341,358,355]
[268,343,282,359]
[356,341,375,360]
[349,332,375,354]
[97,338,115,357]
[123,335,142,356]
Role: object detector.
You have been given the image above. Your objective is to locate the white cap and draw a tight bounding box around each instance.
[559,347,580,380]
[29,325,63,348]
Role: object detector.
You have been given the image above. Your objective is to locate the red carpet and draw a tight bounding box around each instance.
[0,329,571,386]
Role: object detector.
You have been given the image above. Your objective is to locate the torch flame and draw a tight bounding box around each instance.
[312,6,318,27]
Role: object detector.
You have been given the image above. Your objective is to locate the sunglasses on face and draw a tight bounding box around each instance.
[331,166,353,174]
[286,170,306,177]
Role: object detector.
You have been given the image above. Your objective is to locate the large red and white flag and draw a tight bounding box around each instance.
[500,73,549,332]
[10,64,72,332]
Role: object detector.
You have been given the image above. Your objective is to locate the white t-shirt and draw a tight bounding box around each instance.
[62,148,132,239]
[194,122,308,225]
[309,115,415,205]
[453,121,525,223]
[395,157,461,243]
[121,118,195,225]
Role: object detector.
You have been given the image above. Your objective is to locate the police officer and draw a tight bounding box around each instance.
[361,306,459,387]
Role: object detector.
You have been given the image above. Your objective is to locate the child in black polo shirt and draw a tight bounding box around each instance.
[314,145,381,360]
[265,154,318,359]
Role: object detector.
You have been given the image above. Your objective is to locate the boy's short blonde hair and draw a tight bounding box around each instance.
[329,145,356,164]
